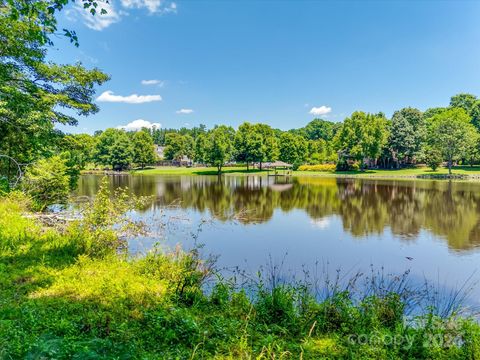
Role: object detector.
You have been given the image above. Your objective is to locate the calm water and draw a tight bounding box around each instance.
[76,174,480,299]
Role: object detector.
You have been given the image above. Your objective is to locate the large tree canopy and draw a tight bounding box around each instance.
[334,111,389,167]
[389,107,424,164]
[427,108,478,174]
[0,0,109,170]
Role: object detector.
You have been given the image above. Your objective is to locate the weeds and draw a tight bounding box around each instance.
[1,180,480,358]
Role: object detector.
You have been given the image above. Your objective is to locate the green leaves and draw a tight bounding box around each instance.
[196,125,235,173]
[132,131,156,168]
[22,155,70,211]
[234,122,278,167]
[427,108,479,174]
[164,133,194,161]
[334,111,389,167]
[279,132,307,166]
[0,0,109,176]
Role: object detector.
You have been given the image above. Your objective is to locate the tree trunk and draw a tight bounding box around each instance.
[217,165,222,174]
[259,162,262,170]
[247,162,249,171]
[448,158,452,175]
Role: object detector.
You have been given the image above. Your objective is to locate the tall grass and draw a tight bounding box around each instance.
[1,180,480,358]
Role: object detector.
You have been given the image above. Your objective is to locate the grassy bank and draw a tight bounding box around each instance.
[131,165,480,180]
[132,166,269,176]
[1,187,480,358]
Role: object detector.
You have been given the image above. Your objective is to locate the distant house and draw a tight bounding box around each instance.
[154,145,193,167]
[155,145,165,159]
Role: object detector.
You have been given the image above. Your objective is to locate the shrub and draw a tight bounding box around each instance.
[423,146,443,171]
[72,176,151,257]
[298,164,337,172]
[22,156,70,211]
[336,160,361,171]
[350,162,360,171]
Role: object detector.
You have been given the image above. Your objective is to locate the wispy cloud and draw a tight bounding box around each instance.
[117,119,162,130]
[74,1,122,31]
[176,108,194,114]
[121,0,177,14]
[309,105,332,117]
[97,90,162,104]
[141,79,165,87]
[72,0,177,30]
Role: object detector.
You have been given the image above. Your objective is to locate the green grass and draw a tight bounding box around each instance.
[133,165,480,180]
[296,165,480,178]
[132,166,269,176]
[2,191,480,358]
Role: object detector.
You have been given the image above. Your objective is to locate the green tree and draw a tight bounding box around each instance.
[132,131,156,168]
[53,133,96,189]
[164,133,193,161]
[388,108,424,166]
[0,1,109,171]
[94,128,120,166]
[423,107,448,121]
[194,134,208,164]
[450,93,477,113]
[22,156,70,211]
[303,119,338,141]
[203,126,235,173]
[427,108,478,174]
[109,132,133,171]
[334,111,389,168]
[279,132,307,166]
[469,100,480,131]
[234,122,264,170]
[254,123,279,168]
[306,139,336,164]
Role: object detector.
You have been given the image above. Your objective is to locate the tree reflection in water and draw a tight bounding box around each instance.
[76,175,480,251]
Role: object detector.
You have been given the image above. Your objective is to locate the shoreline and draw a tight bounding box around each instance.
[81,166,480,181]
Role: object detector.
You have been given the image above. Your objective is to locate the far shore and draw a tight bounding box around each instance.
[81,165,480,181]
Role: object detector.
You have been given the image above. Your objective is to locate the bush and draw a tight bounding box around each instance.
[423,146,443,171]
[72,176,151,257]
[336,160,360,172]
[298,164,336,172]
[22,156,70,211]
[350,162,360,171]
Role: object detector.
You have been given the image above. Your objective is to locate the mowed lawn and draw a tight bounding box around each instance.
[132,165,480,178]
[132,166,269,176]
[296,166,480,178]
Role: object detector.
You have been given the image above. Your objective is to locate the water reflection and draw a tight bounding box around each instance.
[76,175,480,251]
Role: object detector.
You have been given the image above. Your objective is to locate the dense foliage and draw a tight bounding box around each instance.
[0,0,108,184]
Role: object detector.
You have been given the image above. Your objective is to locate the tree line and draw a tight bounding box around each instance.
[48,92,480,174]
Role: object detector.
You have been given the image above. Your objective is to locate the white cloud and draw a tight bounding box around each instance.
[97,90,162,104]
[176,108,194,114]
[72,0,176,30]
[141,79,165,87]
[118,119,162,131]
[120,0,177,14]
[309,105,332,117]
[75,1,121,31]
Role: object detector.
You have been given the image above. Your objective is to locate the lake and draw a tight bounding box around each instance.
[76,174,480,302]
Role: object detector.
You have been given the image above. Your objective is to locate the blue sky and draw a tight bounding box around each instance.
[52,0,480,133]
